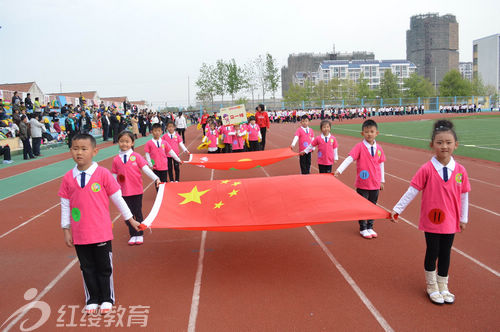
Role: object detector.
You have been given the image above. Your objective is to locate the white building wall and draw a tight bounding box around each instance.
[474,34,500,91]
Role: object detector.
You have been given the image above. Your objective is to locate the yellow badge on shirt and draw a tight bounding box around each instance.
[130,155,136,162]
[91,183,101,192]
[455,173,463,184]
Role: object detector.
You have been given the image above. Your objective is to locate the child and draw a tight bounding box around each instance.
[290,115,315,174]
[58,133,140,315]
[112,131,160,246]
[247,116,261,151]
[221,124,235,153]
[231,123,247,152]
[162,121,190,182]
[302,120,338,173]
[144,123,182,184]
[334,119,385,239]
[391,120,470,305]
[203,121,220,154]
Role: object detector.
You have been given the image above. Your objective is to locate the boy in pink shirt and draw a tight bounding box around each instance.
[335,119,385,239]
[58,133,140,315]
[162,121,189,182]
[144,123,182,184]
[247,116,261,151]
[290,115,315,174]
[221,124,235,153]
[302,120,338,173]
[391,120,470,305]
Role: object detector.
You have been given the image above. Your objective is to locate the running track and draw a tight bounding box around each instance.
[0,115,499,331]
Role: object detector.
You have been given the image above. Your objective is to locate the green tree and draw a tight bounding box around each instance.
[234,96,248,107]
[403,73,435,97]
[226,59,245,103]
[265,53,281,106]
[313,80,330,102]
[470,75,486,96]
[254,55,267,103]
[283,84,307,107]
[196,63,216,110]
[379,70,400,99]
[214,59,228,102]
[356,74,373,99]
[439,70,472,96]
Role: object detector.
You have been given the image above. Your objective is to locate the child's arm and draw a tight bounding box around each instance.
[334,156,354,177]
[60,198,73,247]
[145,152,153,168]
[141,165,161,186]
[334,148,338,161]
[380,162,385,190]
[168,150,182,163]
[238,130,247,137]
[179,142,190,154]
[109,190,140,230]
[390,186,420,222]
[290,135,299,149]
[460,192,469,231]
[202,136,207,143]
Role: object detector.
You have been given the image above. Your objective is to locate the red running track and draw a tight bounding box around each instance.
[0,117,499,331]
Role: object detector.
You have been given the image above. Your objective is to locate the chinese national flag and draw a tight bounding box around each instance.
[140,174,390,232]
[186,147,297,170]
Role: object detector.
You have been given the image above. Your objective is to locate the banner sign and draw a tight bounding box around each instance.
[219,104,247,125]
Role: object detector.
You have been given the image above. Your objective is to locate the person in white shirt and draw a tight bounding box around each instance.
[174,112,187,142]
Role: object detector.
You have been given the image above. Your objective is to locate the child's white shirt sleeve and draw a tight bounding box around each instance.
[334,148,338,161]
[60,198,71,229]
[168,150,181,162]
[291,136,299,147]
[460,192,469,223]
[335,156,354,174]
[110,190,133,220]
[380,162,385,183]
[142,165,159,182]
[179,142,188,153]
[393,186,419,214]
[145,152,153,168]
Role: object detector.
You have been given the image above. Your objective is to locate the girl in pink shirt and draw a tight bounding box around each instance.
[302,120,338,173]
[202,121,220,153]
[231,124,247,152]
[247,116,261,151]
[112,131,160,246]
[221,124,235,153]
[391,120,470,305]
[162,121,190,182]
[291,115,315,174]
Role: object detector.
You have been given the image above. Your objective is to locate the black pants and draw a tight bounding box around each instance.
[153,170,168,190]
[102,125,109,141]
[223,144,232,153]
[0,145,12,161]
[123,195,144,237]
[74,240,114,305]
[299,153,311,174]
[21,139,34,159]
[424,232,455,276]
[202,124,207,136]
[260,128,267,150]
[233,149,244,153]
[112,125,119,143]
[67,131,75,148]
[356,188,379,230]
[167,157,180,182]
[32,137,42,156]
[249,140,260,151]
[176,128,186,143]
[318,164,332,173]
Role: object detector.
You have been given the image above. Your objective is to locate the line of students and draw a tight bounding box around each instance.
[201,116,262,153]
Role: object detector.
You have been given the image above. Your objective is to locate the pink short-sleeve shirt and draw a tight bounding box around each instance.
[111,152,147,197]
[58,166,120,245]
[411,161,471,234]
[295,127,315,152]
[247,124,260,141]
[348,141,386,190]
[144,139,172,171]
[162,132,183,155]
[311,135,338,166]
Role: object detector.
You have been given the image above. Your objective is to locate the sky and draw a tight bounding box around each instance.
[0,0,498,108]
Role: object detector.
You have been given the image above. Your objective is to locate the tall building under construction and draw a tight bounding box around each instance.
[406,13,459,86]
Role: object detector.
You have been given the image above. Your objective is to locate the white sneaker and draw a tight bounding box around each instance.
[128,236,136,246]
[3,160,14,164]
[367,229,378,238]
[85,303,99,314]
[100,302,113,315]
[360,230,372,239]
[135,236,144,245]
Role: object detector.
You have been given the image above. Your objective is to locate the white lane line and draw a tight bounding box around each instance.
[187,168,213,332]
[0,203,60,240]
[306,226,394,332]
[187,231,207,332]
[377,204,500,278]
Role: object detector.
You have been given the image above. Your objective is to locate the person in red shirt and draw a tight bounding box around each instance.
[255,104,270,150]
[200,109,209,136]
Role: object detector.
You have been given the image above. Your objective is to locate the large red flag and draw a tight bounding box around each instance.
[140,174,390,232]
[186,147,297,170]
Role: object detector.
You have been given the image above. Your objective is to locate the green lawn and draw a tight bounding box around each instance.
[313,114,500,162]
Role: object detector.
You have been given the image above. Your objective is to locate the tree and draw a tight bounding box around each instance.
[214,59,228,103]
[313,80,330,102]
[283,84,307,107]
[195,63,216,110]
[356,74,373,99]
[265,53,280,107]
[243,61,258,108]
[403,73,435,97]
[255,55,267,103]
[439,70,472,96]
[226,59,245,103]
[379,70,400,99]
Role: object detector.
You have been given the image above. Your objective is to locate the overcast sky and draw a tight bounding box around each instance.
[0,0,498,108]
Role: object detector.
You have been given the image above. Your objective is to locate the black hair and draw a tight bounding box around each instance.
[362,119,378,130]
[152,123,162,130]
[118,130,135,142]
[72,133,96,147]
[320,120,331,129]
[166,120,175,127]
[21,115,27,121]
[300,115,309,121]
[257,104,265,111]
[248,116,256,122]
[432,119,457,142]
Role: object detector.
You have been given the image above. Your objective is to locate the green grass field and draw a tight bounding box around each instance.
[313,114,500,163]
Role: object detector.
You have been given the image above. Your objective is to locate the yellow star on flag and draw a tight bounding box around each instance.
[220,180,230,184]
[214,201,224,209]
[228,189,239,197]
[231,181,241,187]
[178,186,211,205]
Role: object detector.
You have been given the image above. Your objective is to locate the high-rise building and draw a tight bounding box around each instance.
[406,13,459,86]
[473,34,500,92]
[459,62,473,81]
[281,50,374,95]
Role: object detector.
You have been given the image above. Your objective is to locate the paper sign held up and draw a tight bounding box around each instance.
[219,104,247,125]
